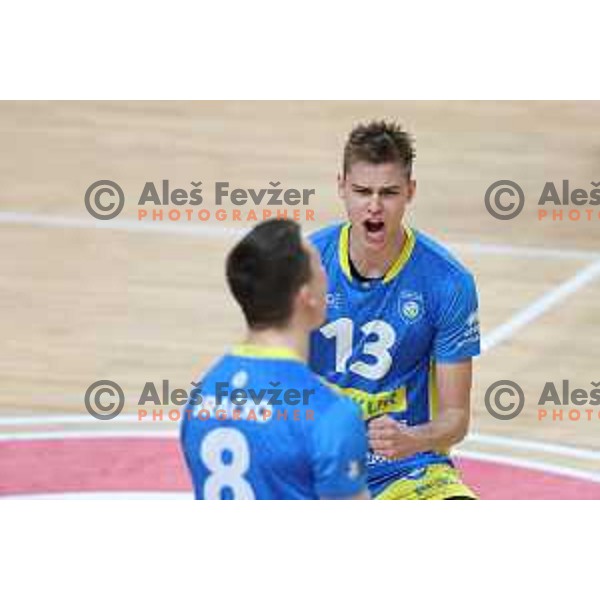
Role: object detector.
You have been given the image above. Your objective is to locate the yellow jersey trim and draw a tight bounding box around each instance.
[383,226,416,283]
[338,223,416,284]
[428,360,439,421]
[338,223,353,281]
[231,344,302,362]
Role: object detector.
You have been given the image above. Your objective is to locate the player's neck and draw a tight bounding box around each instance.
[244,327,308,362]
[349,225,406,278]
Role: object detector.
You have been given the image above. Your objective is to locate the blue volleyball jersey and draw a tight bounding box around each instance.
[308,223,481,496]
[181,345,368,500]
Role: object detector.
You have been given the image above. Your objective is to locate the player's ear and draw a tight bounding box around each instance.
[300,283,315,307]
[292,284,313,327]
[293,284,308,313]
[296,283,319,316]
[406,178,416,203]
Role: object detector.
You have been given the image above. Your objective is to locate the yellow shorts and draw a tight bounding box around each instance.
[375,464,478,500]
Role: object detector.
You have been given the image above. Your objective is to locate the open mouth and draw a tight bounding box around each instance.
[364,219,385,235]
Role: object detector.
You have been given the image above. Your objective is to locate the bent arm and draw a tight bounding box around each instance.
[369,359,473,459]
[411,359,473,452]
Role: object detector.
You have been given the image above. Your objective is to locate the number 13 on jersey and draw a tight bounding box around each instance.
[320,318,396,381]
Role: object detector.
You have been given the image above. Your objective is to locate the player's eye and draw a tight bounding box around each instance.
[353,187,371,196]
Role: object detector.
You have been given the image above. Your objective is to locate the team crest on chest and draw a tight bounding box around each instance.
[398,290,425,324]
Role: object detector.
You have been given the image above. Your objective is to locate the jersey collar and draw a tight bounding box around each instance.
[231,344,302,362]
[338,222,416,284]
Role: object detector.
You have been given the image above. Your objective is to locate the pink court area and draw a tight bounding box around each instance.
[1,438,598,499]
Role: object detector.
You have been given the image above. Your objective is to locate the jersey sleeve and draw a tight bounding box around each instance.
[433,272,481,362]
[309,396,368,499]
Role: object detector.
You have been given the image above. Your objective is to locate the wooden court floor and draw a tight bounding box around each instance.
[0,101,599,497]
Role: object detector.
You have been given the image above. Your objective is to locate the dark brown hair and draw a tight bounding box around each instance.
[343,120,415,178]
[226,219,311,329]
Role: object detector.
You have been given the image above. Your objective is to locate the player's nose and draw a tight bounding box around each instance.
[367,193,383,213]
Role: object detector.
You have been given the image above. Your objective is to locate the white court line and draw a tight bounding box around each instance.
[455,449,600,485]
[481,258,600,353]
[465,433,600,463]
[0,210,243,239]
[0,428,598,488]
[2,421,599,465]
[1,209,599,261]
[449,241,600,262]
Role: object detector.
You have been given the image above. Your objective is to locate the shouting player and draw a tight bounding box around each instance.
[181,219,369,500]
[309,121,481,499]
